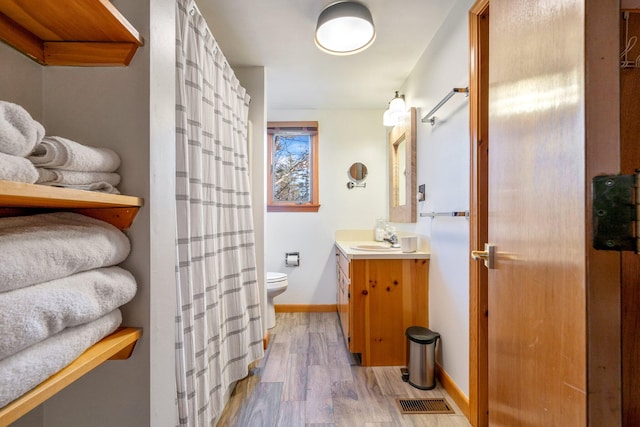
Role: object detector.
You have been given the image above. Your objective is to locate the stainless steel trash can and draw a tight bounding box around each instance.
[405,326,440,390]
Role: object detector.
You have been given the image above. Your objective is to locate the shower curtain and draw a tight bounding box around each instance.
[175,0,264,424]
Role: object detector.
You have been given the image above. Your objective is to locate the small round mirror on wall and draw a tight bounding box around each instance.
[347,162,368,189]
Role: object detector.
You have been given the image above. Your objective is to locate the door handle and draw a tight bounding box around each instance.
[471,243,496,269]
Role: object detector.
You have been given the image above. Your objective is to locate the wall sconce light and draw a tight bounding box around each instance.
[314,1,376,56]
[383,91,406,126]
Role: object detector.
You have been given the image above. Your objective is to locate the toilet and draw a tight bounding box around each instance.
[266,272,288,329]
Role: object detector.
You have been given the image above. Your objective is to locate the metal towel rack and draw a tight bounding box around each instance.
[420,211,469,218]
[421,87,469,126]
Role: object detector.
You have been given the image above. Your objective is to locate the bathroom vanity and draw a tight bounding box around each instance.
[335,239,429,366]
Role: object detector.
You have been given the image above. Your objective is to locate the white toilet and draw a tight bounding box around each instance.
[266,272,288,329]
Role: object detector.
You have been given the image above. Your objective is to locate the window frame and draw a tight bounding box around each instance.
[267,121,320,212]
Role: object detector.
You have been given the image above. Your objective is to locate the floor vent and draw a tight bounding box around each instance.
[396,398,455,414]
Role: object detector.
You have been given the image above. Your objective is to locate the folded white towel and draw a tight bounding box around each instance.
[0,152,38,183]
[0,101,45,157]
[0,266,136,360]
[0,309,121,408]
[37,182,121,194]
[37,168,121,186]
[29,136,120,172]
[0,212,130,293]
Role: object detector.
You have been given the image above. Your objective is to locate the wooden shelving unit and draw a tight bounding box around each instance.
[0,180,143,230]
[0,0,143,66]
[0,181,145,423]
[0,327,142,426]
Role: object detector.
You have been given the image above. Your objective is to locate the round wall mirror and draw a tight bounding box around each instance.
[348,162,368,182]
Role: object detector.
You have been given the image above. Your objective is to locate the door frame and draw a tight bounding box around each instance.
[468,1,489,426]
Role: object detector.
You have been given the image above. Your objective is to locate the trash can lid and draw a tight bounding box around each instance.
[405,326,440,344]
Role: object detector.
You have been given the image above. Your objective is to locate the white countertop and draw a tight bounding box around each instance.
[335,240,431,260]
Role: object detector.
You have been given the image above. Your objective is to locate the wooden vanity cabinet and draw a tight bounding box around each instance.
[335,247,429,366]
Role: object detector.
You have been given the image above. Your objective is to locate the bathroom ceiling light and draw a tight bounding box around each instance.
[383,91,406,126]
[314,1,376,56]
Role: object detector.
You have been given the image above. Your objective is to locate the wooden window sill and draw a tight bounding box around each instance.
[267,204,321,213]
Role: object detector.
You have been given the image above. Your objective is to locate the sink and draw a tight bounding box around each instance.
[351,244,401,251]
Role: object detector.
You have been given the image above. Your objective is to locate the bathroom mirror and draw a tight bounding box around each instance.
[346,162,368,189]
[389,107,416,222]
[348,162,368,182]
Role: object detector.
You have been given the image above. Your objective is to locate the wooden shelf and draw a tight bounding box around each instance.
[0,0,143,66]
[0,327,142,426]
[0,180,144,230]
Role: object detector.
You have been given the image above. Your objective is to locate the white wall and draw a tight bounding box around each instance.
[2,0,177,425]
[265,109,387,305]
[399,0,475,397]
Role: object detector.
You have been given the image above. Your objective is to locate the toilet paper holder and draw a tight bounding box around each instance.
[285,252,300,267]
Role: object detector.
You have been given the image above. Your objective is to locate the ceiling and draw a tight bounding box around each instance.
[197,0,456,111]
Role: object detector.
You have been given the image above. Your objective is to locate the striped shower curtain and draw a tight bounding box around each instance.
[174,0,264,424]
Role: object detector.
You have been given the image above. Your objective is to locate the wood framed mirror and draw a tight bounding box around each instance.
[389,107,416,222]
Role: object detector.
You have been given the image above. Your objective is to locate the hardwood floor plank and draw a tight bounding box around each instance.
[309,332,329,366]
[235,382,282,427]
[306,365,334,423]
[351,366,384,399]
[275,400,305,427]
[283,352,307,401]
[307,365,333,399]
[261,342,289,382]
[291,324,310,354]
[322,312,340,343]
[328,341,353,382]
[309,312,326,333]
[305,397,334,424]
[331,379,358,399]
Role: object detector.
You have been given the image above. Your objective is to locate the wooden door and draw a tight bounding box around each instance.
[470,0,624,426]
[488,1,587,422]
[481,1,621,425]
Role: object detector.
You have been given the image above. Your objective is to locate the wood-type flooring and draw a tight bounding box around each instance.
[216,312,471,427]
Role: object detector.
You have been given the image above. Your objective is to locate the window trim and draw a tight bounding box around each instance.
[267,121,320,213]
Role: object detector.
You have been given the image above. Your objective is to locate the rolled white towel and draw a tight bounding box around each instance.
[0,101,45,157]
[29,136,120,172]
[0,266,136,360]
[0,212,130,293]
[37,168,121,186]
[0,152,38,183]
[0,309,122,408]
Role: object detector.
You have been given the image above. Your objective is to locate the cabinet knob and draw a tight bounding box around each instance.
[362,290,368,295]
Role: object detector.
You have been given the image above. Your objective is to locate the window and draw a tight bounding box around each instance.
[267,121,320,212]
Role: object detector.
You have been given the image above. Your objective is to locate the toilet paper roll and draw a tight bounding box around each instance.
[285,253,299,266]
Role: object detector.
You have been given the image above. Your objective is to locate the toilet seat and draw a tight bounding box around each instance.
[267,272,287,284]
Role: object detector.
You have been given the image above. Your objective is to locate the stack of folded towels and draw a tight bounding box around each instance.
[0,100,122,194]
[0,212,136,408]
[0,101,44,184]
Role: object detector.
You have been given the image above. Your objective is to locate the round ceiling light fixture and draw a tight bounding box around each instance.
[314,1,376,56]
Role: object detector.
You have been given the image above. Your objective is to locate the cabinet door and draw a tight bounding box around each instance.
[361,258,429,366]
